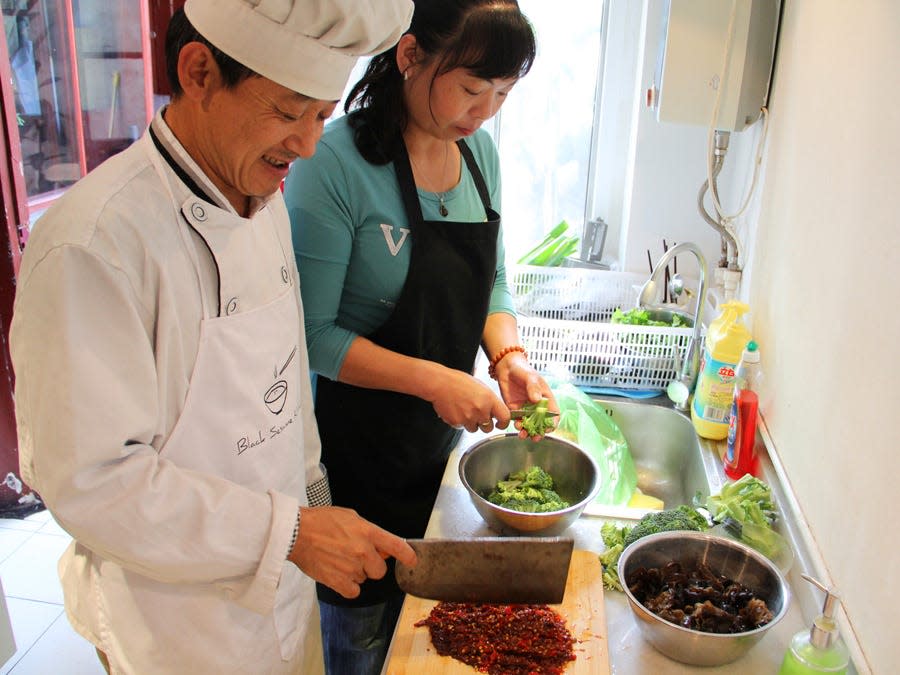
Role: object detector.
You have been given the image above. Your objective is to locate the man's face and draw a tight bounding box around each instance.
[194,75,337,212]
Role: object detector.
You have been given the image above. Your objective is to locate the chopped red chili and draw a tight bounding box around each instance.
[415,601,576,674]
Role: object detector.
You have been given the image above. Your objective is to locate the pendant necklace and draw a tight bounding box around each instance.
[436,142,450,216]
[411,141,451,218]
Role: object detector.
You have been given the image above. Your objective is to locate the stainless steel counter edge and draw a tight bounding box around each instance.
[384,400,867,674]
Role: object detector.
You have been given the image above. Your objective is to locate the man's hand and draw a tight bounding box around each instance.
[288,506,417,599]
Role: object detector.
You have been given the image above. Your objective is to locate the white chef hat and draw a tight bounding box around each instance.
[184,0,413,101]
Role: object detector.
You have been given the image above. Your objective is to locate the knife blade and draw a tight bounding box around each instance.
[395,537,574,604]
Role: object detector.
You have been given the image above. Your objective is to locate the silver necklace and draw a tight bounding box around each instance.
[411,142,451,217]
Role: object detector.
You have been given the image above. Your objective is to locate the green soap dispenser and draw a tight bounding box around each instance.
[779,574,850,674]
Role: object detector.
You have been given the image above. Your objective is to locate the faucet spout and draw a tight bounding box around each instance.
[637,242,708,395]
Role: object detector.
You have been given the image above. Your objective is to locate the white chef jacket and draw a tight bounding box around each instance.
[10,109,325,673]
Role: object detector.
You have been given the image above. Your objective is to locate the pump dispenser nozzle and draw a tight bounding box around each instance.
[803,574,841,649]
[779,574,850,674]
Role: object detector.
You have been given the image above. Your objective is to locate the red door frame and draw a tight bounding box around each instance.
[0,1,165,515]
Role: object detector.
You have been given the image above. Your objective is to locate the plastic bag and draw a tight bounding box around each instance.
[550,382,637,506]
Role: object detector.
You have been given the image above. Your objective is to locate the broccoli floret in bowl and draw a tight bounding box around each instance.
[486,466,570,513]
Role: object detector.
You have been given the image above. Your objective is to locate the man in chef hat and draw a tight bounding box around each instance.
[9,0,415,673]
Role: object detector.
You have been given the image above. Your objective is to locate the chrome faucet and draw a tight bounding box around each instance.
[637,242,708,410]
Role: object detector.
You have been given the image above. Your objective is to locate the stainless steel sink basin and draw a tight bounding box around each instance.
[584,397,713,518]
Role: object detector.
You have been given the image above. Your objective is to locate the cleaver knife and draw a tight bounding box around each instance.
[395,537,574,604]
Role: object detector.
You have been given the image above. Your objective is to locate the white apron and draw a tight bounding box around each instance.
[77,149,323,674]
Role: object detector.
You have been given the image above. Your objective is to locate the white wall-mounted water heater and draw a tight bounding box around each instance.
[647,0,780,132]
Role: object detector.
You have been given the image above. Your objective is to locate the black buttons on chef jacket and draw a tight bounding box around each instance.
[281,266,289,284]
[226,297,238,315]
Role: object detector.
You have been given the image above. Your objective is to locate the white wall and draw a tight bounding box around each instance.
[616,2,898,671]
[747,4,898,672]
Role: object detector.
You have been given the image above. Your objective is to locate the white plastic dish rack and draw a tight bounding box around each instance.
[510,265,695,391]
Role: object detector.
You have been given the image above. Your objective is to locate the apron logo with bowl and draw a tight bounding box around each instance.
[264,346,297,414]
[237,345,301,455]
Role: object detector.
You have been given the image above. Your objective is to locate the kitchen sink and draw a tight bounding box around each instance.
[584,397,714,519]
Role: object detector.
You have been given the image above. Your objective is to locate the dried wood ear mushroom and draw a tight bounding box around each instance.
[626,561,774,634]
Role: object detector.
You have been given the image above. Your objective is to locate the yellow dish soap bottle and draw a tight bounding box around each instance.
[691,300,751,439]
[779,575,849,674]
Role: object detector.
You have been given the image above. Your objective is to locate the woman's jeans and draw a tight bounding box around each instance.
[319,594,405,675]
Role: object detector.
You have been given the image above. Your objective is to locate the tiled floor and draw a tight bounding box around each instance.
[0,509,104,674]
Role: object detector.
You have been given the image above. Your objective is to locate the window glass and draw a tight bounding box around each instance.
[4,0,80,195]
[333,2,608,266]
[492,0,605,263]
[74,1,147,169]
[2,0,147,203]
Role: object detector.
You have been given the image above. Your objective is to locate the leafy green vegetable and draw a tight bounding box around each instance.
[517,398,556,439]
[486,466,569,513]
[696,475,782,560]
[721,517,785,561]
[699,474,777,528]
[517,220,580,266]
[611,307,688,327]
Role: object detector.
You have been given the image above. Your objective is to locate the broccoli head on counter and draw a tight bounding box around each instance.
[599,505,710,591]
[622,504,710,548]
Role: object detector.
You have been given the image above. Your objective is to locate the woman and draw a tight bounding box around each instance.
[284,1,554,672]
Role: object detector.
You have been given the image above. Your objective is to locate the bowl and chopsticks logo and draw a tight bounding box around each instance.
[263,347,296,415]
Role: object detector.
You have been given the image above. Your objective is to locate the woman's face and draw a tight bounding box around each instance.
[407,64,518,141]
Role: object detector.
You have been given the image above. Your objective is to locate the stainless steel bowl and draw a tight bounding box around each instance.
[458,432,600,536]
[618,530,790,667]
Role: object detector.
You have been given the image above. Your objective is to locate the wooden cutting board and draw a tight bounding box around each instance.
[384,549,610,674]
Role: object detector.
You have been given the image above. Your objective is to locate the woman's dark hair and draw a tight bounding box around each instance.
[346,0,536,164]
[165,8,257,98]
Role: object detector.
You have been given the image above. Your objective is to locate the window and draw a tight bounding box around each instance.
[336,2,612,266]
[487,0,608,264]
[1,0,154,234]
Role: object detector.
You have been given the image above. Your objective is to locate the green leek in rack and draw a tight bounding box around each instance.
[517,220,580,266]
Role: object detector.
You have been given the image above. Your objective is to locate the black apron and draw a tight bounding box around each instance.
[315,139,500,606]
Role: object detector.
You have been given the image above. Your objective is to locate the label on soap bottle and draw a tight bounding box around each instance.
[726,398,739,461]
[693,354,737,423]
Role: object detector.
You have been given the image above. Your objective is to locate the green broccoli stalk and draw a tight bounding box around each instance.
[517,398,556,439]
[598,521,631,592]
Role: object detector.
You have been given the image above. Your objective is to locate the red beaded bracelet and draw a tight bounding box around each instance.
[487,345,528,380]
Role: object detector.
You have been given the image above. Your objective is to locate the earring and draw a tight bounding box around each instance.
[403,69,409,81]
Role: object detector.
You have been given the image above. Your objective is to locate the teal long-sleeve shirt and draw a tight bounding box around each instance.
[285,117,515,381]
